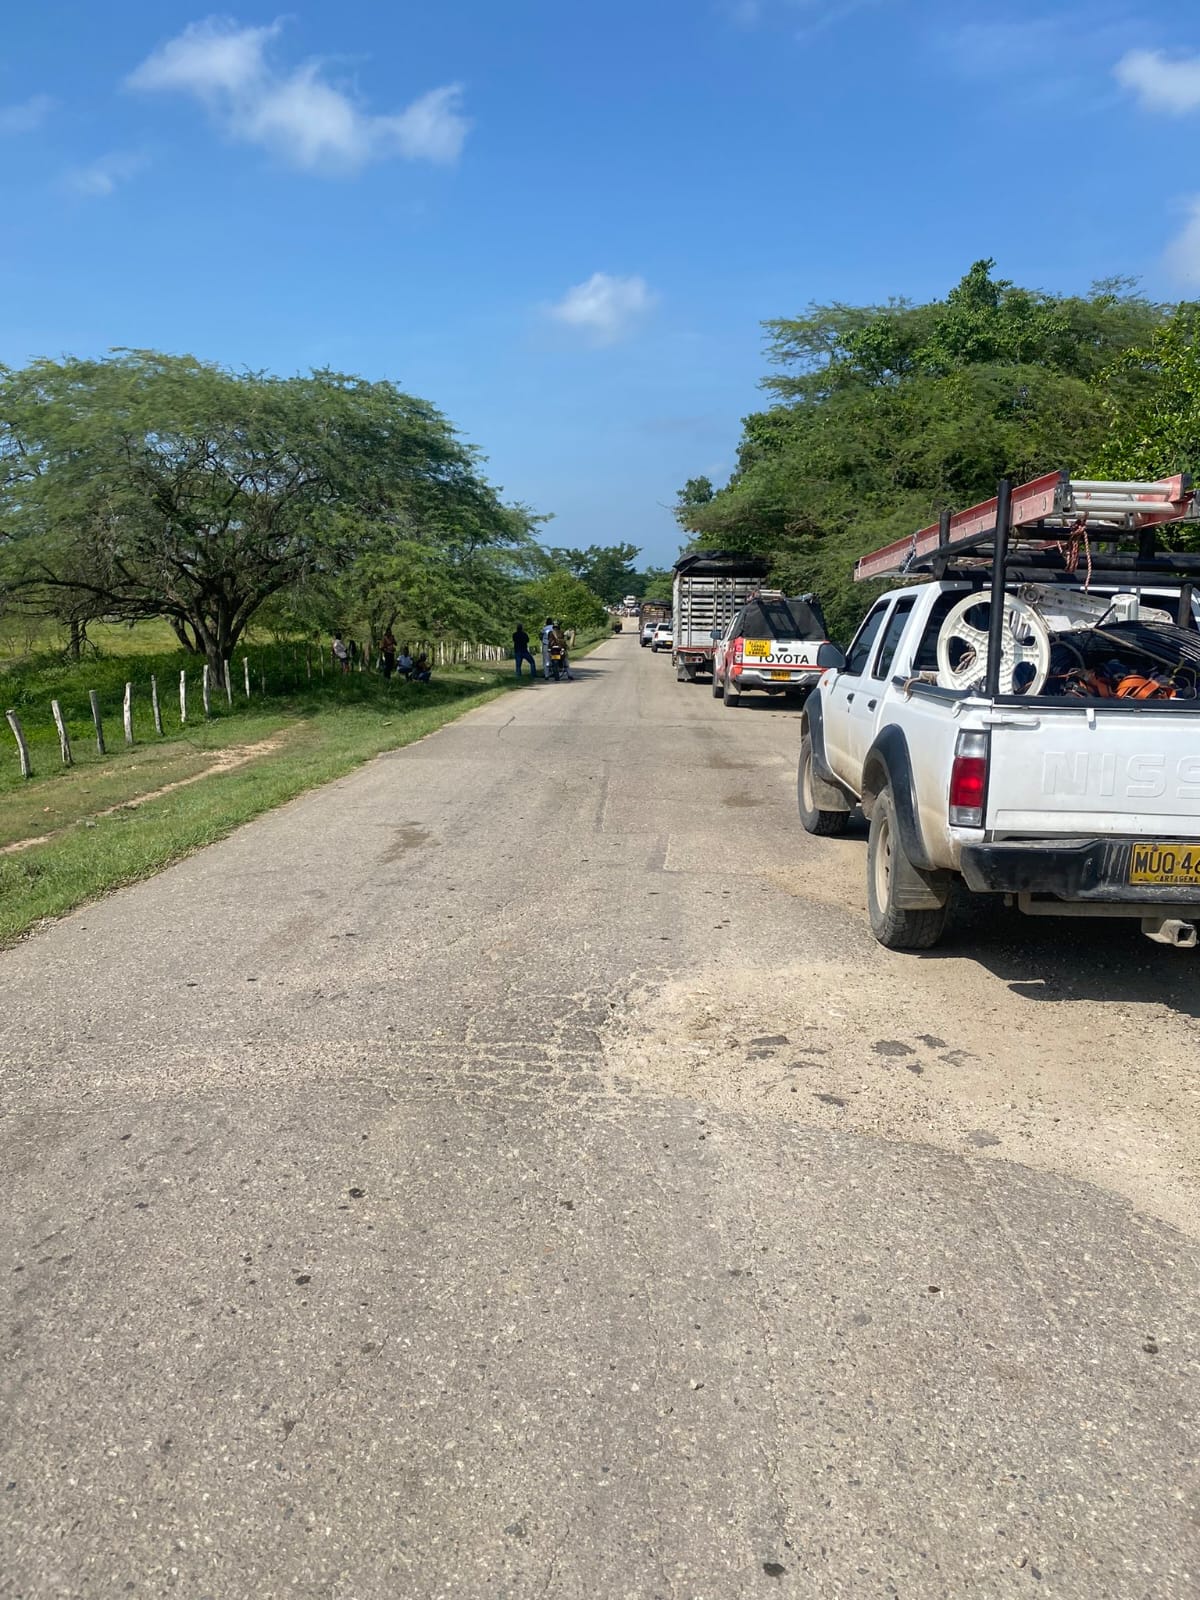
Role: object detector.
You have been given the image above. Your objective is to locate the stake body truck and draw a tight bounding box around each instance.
[672,551,769,682]
[799,471,1200,950]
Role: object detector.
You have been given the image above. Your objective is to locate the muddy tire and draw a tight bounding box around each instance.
[797,734,850,837]
[866,786,947,950]
[712,672,724,698]
[723,678,740,707]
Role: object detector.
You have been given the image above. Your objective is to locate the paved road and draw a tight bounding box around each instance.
[2,634,1198,1599]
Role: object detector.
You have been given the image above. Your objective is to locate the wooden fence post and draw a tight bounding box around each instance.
[123,682,134,745]
[51,699,72,766]
[151,675,164,736]
[89,690,106,754]
[260,668,266,696]
[202,664,212,719]
[306,647,312,681]
[179,670,187,726]
[6,709,32,778]
[243,657,251,699]
[223,660,233,707]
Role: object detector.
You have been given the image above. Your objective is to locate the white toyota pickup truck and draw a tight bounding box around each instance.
[799,572,1200,950]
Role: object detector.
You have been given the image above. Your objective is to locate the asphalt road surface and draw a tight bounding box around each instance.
[3,632,1198,1600]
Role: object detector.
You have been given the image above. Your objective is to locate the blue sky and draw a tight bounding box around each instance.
[2,2,1200,566]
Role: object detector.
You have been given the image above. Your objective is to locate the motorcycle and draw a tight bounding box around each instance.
[548,642,570,681]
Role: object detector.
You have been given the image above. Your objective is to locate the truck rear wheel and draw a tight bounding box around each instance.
[711,672,724,698]
[797,735,850,836]
[866,787,947,950]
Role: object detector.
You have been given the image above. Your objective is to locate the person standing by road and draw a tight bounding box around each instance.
[540,617,555,679]
[512,623,538,681]
[380,628,397,679]
[332,633,350,674]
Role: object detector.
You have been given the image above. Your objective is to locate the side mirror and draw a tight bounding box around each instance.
[817,642,846,670]
[710,628,721,641]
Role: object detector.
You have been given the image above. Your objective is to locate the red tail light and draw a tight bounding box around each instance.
[949,730,989,827]
[732,637,744,672]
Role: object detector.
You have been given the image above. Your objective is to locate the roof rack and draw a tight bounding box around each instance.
[854,470,1196,584]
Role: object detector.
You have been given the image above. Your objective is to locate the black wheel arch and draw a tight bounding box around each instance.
[859,725,937,873]
[801,695,857,810]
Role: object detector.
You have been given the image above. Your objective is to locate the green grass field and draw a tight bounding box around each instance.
[0,622,609,944]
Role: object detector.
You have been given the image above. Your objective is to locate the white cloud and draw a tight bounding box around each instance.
[0,94,54,134]
[63,151,147,198]
[127,17,470,173]
[380,85,472,164]
[1115,48,1200,114]
[127,18,278,97]
[548,273,658,345]
[1165,197,1200,285]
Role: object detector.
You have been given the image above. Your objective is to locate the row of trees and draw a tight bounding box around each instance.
[545,542,673,605]
[675,261,1200,637]
[0,351,662,671]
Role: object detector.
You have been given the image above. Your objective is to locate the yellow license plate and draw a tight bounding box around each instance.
[1129,843,1200,886]
[769,670,792,680]
[744,639,771,658]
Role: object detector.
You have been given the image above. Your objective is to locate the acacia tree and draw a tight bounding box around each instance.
[330,502,546,647]
[0,350,516,674]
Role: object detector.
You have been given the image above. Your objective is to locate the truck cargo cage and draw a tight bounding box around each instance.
[854,471,1198,586]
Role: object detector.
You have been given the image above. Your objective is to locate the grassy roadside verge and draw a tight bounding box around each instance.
[0,673,515,946]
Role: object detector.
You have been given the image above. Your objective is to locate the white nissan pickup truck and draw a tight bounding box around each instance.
[798,576,1200,950]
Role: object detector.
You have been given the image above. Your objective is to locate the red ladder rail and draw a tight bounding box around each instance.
[853,471,1194,584]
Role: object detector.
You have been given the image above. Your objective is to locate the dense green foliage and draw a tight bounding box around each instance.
[519,570,610,633]
[0,350,547,669]
[677,262,1192,639]
[548,541,641,604]
[1092,306,1200,497]
[545,542,671,605]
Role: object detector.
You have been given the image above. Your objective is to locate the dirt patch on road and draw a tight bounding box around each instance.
[606,950,1200,1239]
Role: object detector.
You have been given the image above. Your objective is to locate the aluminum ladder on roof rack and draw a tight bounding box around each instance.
[853,471,1196,584]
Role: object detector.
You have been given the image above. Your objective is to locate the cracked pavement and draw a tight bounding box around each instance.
[2,632,1198,1598]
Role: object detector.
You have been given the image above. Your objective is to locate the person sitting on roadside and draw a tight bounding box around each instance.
[411,650,432,683]
[396,646,414,679]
